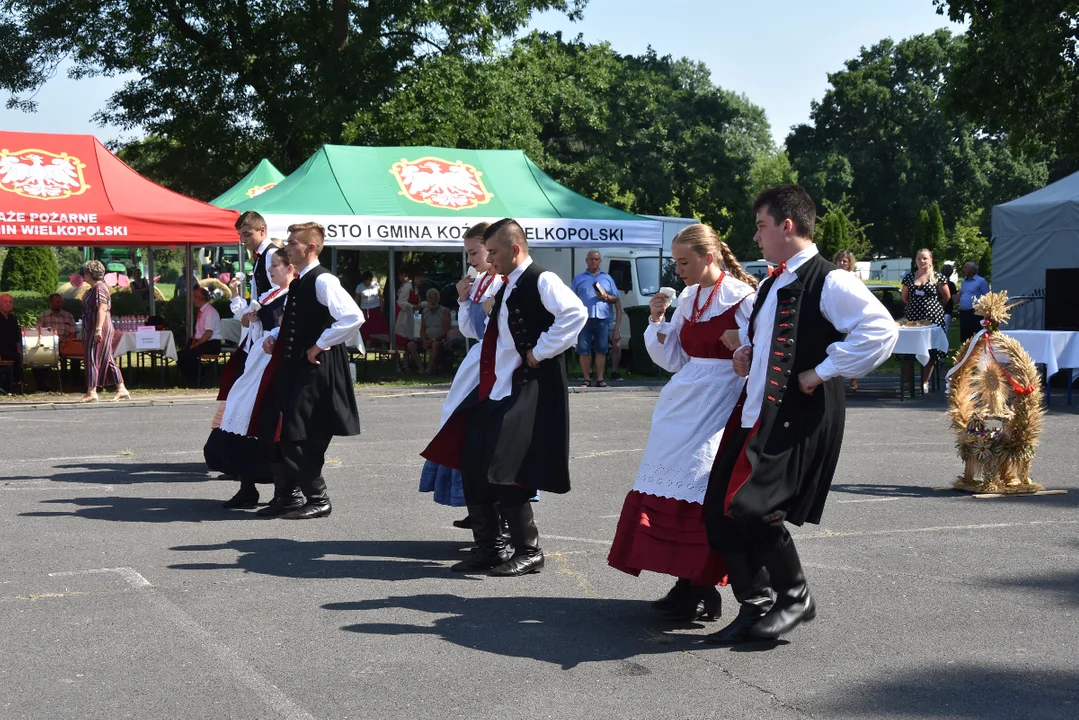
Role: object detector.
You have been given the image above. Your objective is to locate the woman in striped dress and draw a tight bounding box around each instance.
[80,260,129,403]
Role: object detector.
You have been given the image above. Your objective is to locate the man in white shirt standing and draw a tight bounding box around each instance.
[422,219,587,576]
[178,288,223,384]
[703,185,897,645]
[235,211,278,302]
[260,222,363,520]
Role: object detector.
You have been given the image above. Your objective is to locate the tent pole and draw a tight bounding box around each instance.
[147,248,155,315]
[185,244,194,344]
[388,250,397,353]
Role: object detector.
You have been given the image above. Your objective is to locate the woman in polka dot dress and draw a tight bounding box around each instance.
[901,248,950,393]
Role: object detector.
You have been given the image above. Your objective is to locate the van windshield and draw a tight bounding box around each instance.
[636,257,682,296]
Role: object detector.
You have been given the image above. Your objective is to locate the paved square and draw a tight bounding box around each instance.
[1,389,1076,719]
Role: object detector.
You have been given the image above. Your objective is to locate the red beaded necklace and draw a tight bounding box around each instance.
[471,271,496,303]
[689,272,725,324]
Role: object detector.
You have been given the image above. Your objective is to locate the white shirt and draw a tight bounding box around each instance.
[355,282,382,310]
[646,276,755,373]
[297,260,364,350]
[456,271,505,340]
[741,245,898,428]
[483,256,587,401]
[195,303,223,342]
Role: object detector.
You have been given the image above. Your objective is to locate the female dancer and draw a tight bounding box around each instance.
[204,248,292,507]
[607,224,757,621]
[418,222,501,521]
[79,260,129,403]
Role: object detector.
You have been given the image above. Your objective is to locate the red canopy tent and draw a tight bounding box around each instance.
[0,130,238,245]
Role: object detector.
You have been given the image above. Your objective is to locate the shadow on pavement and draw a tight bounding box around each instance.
[326,592,717,669]
[3,462,212,486]
[830,483,942,499]
[169,538,483,582]
[814,663,1079,719]
[21,495,240,522]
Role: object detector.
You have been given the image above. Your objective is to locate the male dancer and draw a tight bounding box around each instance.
[260,222,362,519]
[704,185,897,643]
[422,219,586,575]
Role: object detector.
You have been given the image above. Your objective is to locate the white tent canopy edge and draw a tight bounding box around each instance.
[262,214,664,248]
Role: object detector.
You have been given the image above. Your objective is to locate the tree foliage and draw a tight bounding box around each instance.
[348,32,775,258]
[0,0,585,199]
[786,30,1049,256]
[815,198,872,262]
[0,246,59,295]
[935,0,1079,175]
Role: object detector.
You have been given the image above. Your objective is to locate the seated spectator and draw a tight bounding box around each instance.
[130,268,150,300]
[35,293,79,390]
[0,293,22,393]
[177,288,223,384]
[408,288,450,375]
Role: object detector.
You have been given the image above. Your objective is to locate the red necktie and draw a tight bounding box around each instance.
[770,262,787,277]
[477,281,507,402]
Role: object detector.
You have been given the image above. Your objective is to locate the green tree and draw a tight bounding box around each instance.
[0,1,585,199]
[349,32,775,258]
[927,202,947,260]
[0,246,59,295]
[748,151,798,202]
[951,212,992,279]
[912,208,931,259]
[816,198,872,261]
[934,0,1079,175]
[786,30,1049,256]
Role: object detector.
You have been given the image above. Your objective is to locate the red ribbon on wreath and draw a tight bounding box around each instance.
[982,333,1036,396]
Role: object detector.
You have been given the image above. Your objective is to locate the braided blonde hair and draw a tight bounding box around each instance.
[672,224,758,289]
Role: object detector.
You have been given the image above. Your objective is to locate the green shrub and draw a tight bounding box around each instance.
[10,295,49,328]
[1,246,60,295]
[109,290,152,317]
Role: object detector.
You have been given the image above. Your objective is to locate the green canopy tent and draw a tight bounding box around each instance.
[229,145,663,350]
[228,146,662,248]
[210,158,286,208]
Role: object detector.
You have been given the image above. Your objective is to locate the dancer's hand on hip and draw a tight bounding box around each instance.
[263,336,275,353]
[525,349,539,368]
[798,368,822,394]
[306,345,323,365]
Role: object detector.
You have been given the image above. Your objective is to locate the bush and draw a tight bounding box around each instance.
[109,290,152,317]
[10,295,48,328]
[1,246,59,295]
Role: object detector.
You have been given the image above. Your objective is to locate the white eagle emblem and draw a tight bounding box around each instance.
[246,182,277,198]
[391,157,492,210]
[0,149,88,200]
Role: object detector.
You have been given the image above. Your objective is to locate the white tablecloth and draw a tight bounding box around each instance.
[893,325,950,367]
[1002,330,1079,377]
[221,318,365,354]
[111,330,178,362]
[221,318,242,346]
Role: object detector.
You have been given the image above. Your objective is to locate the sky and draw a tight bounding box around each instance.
[0,0,964,148]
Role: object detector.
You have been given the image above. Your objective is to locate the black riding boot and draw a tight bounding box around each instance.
[749,539,815,639]
[255,463,304,517]
[653,578,691,612]
[490,503,544,576]
[281,476,332,519]
[222,479,260,509]
[704,552,775,646]
[451,505,510,571]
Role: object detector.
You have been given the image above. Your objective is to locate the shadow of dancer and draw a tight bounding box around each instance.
[324,593,707,670]
[169,538,485,582]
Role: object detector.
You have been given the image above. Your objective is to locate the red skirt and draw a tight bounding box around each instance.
[607,491,727,586]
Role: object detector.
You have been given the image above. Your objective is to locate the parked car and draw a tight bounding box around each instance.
[866,283,904,320]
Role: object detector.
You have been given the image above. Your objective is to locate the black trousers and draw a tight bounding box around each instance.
[178,339,222,382]
[0,349,22,392]
[280,430,333,490]
[461,399,536,507]
[959,309,979,343]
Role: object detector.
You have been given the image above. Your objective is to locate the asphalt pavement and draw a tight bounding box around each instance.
[0,388,1076,720]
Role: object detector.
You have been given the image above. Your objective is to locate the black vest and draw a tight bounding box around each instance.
[252,248,271,298]
[504,262,556,358]
[280,266,334,364]
[751,253,844,417]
